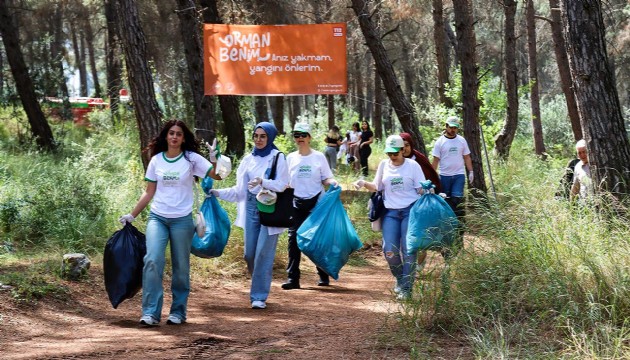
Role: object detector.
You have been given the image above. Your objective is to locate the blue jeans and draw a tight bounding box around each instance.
[142,212,194,321]
[244,193,280,302]
[324,146,338,170]
[440,174,466,198]
[381,204,417,292]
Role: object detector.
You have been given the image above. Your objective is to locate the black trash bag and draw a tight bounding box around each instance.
[103,223,146,309]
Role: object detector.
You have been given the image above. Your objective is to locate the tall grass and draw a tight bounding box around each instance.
[402,139,630,358]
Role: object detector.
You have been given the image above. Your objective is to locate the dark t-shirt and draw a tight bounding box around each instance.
[360,130,373,148]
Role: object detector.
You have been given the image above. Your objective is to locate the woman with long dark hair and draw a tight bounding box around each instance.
[358,121,373,177]
[120,119,221,326]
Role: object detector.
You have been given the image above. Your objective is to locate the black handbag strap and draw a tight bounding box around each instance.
[267,152,284,180]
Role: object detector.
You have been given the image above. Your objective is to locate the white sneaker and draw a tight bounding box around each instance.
[393,285,402,294]
[139,315,159,326]
[396,291,411,301]
[251,300,266,309]
[166,314,184,325]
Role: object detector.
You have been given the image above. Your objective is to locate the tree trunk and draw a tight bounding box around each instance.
[83,15,101,98]
[365,55,373,122]
[290,96,300,130]
[433,0,453,107]
[452,0,486,193]
[52,2,71,119]
[526,0,546,156]
[0,0,55,151]
[273,96,285,134]
[114,0,163,169]
[104,0,122,120]
[561,0,630,199]
[494,0,519,160]
[373,67,383,140]
[354,51,365,123]
[548,0,581,141]
[327,95,335,130]
[255,97,269,123]
[200,0,245,156]
[175,0,215,143]
[351,0,427,155]
[399,33,415,107]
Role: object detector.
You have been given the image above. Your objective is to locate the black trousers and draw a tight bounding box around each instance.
[359,146,371,176]
[286,193,329,283]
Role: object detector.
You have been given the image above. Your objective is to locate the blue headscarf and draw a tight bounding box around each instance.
[252,122,279,157]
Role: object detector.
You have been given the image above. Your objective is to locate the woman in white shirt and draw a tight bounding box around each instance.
[212,122,289,310]
[281,123,338,290]
[353,135,425,300]
[119,119,222,326]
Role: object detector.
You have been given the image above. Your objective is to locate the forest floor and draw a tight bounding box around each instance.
[0,245,471,359]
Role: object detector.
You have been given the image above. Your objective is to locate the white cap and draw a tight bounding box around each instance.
[293,122,310,134]
[446,116,460,128]
[384,135,404,153]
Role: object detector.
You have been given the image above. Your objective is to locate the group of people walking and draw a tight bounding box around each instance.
[324,121,374,177]
[119,115,474,326]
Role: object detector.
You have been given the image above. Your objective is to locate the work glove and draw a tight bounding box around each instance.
[118,214,135,225]
[209,189,220,198]
[468,171,474,185]
[328,179,339,188]
[438,193,447,199]
[248,177,263,189]
[206,138,218,163]
[352,179,365,190]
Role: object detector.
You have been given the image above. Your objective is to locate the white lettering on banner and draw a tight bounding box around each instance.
[285,64,322,72]
[218,31,271,48]
[250,65,283,75]
[290,55,332,64]
[219,47,262,62]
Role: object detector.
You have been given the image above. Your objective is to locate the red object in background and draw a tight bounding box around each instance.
[119,89,128,96]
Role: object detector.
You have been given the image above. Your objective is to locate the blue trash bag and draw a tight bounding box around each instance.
[406,180,459,255]
[191,177,231,258]
[297,185,363,280]
[103,223,146,309]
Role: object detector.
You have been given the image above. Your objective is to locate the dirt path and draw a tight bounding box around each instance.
[0,247,419,360]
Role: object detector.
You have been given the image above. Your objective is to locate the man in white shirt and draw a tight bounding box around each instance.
[431,116,473,254]
[571,139,592,201]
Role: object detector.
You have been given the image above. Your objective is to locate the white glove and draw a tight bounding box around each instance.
[468,171,474,185]
[206,138,218,163]
[352,180,365,190]
[429,188,435,194]
[119,214,135,225]
[210,189,220,198]
[248,177,263,189]
[328,179,339,188]
[438,193,447,199]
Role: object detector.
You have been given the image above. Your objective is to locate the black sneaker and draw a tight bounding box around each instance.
[317,279,330,286]
[281,281,300,290]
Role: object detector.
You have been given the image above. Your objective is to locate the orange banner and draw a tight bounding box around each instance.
[204,23,347,95]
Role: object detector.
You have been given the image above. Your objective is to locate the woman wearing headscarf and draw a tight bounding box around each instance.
[399,132,442,268]
[211,122,289,310]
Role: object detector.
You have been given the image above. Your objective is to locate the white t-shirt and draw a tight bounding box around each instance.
[145,151,212,218]
[287,150,333,199]
[215,149,289,234]
[431,134,471,176]
[572,161,592,199]
[349,130,360,143]
[373,158,425,209]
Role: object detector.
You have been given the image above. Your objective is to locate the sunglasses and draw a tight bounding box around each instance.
[386,152,400,157]
[293,133,309,138]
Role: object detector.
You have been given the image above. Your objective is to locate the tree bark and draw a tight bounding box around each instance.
[327,95,335,130]
[52,2,71,119]
[354,50,365,123]
[83,14,101,98]
[561,0,630,199]
[273,96,285,134]
[114,0,163,169]
[494,0,519,160]
[452,0,486,193]
[104,0,122,120]
[351,0,427,155]
[175,0,215,143]
[433,0,453,107]
[373,67,383,140]
[0,0,55,151]
[548,0,581,141]
[526,0,546,156]
[200,0,245,156]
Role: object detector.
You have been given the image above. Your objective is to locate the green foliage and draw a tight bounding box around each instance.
[401,139,630,357]
[0,260,69,304]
